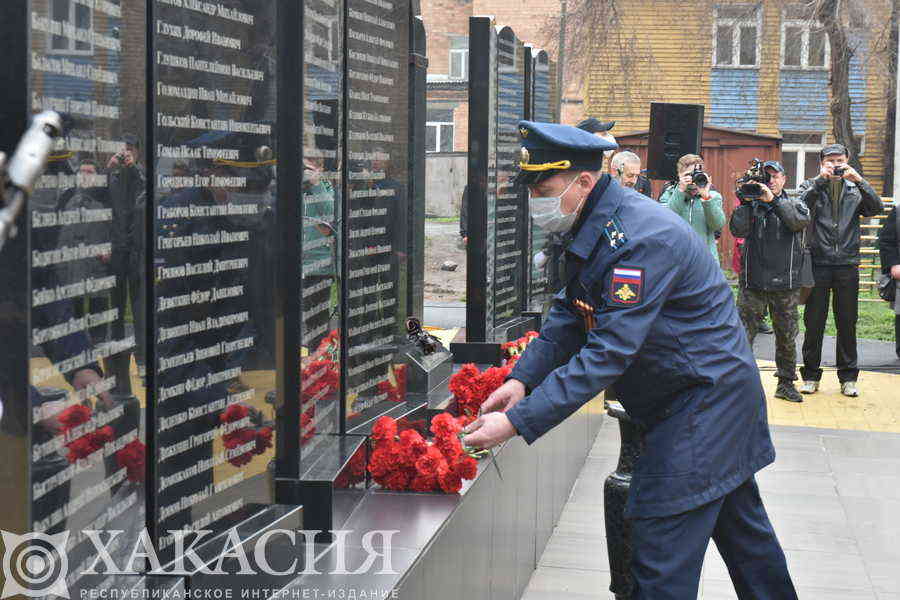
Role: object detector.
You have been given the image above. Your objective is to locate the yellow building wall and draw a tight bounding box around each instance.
[585,0,892,192]
[586,0,714,134]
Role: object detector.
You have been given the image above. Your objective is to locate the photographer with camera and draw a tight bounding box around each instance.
[730,160,811,403]
[660,154,726,260]
[798,144,882,397]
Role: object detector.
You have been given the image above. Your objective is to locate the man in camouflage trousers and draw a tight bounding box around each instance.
[730,161,811,402]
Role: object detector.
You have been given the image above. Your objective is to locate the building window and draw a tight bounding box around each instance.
[48,0,93,56]
[781,6,828,69]
[449,37,469,80]
[713,5,760,67]
[781,132,825,190]
[426,122,454,152]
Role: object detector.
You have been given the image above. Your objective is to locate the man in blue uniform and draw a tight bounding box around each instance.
[462,121,797,599]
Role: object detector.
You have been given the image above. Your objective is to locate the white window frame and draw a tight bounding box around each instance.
[712,5,761,68]
[780,14,829,70]
[449,48,469,80]
[426,121,454,153]
[47,0,94,56]
[781,133,826,190]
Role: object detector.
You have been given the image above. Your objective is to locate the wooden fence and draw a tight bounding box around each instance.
[859,197,895,301]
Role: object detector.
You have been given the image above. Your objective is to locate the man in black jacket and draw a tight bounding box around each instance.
[877,205,900,359]
[798,144,883,397]
[730,161,811,403]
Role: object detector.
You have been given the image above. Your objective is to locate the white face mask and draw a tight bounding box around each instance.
[530,176,584,233]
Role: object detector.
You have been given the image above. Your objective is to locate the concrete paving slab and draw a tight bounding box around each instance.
[522,421,900,599]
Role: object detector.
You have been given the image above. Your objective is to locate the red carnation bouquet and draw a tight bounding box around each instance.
[376,364,408,404]
[448,330,539,417]
[219,403,273,467]
[367,412,482,494]
[299,329,342,444]
[57,403,147,484]
[57,404,114,463]
[334,445,368,489]
[116,439,147,484]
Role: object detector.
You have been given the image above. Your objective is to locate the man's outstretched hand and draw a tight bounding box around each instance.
[478,379,526,416]
[461,412,517,450]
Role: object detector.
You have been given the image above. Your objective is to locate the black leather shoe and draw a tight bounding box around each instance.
[775,380,803,403]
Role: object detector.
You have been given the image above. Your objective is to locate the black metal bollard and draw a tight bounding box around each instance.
[604,398,644,599]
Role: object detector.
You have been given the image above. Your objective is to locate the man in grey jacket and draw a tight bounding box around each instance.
[730,161,811,403]
[798,144,883,397]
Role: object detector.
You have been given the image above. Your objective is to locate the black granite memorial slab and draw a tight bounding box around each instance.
[300,0,344,450]
[462,18,536,354]
[151,0,280,564]
[342,0,417,430]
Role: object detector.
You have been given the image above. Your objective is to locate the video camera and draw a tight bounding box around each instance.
[736,158,770,200]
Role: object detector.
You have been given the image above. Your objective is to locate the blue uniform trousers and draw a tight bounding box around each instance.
[631,476,798,600]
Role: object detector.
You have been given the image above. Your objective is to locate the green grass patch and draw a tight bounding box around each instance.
[799,301,895,342]
[426,217,459,223]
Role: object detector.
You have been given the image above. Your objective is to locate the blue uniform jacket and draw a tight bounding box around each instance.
[505,178,775,518]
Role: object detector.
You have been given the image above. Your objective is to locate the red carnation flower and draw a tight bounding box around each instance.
[438,469,463,494]
[368,446,397,478]
[255,427,274,455]
[58,404,92,432]
[382,469,412,491]
[223,428,258,466]
[398,429,428,462]
[65,436,97,462]
[371,415,397,443]
[453,455,478,480]
[409,473,438,493]
[94,426,115,444]
[414,445,446,477]
[436,434,463,461]
[223,427,256,448]
[430,412,462,440]
[220,403,249,424]
[115,440,146,483]
[228,450,253,467]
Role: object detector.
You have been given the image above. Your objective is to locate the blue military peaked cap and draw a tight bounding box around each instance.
[515,120,618,185]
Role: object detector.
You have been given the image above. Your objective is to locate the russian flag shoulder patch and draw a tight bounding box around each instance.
[610,266,643,305]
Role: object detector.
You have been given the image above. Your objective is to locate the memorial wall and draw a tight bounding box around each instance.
[0,4,597,597]
[152,0,279,561]
[0,0,148,592]
[493,27,526,326]
[343,0,411,429]
[0,0,420,564]
[300,0,343,453]
[465,18,536,345]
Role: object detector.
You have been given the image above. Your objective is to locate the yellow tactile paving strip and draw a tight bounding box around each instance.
[757,359,900,432]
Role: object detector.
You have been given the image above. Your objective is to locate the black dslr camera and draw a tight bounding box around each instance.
[684,163,709,195]
[736,158,770,200]
[833,166,846,177]
[691,163,709,187]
